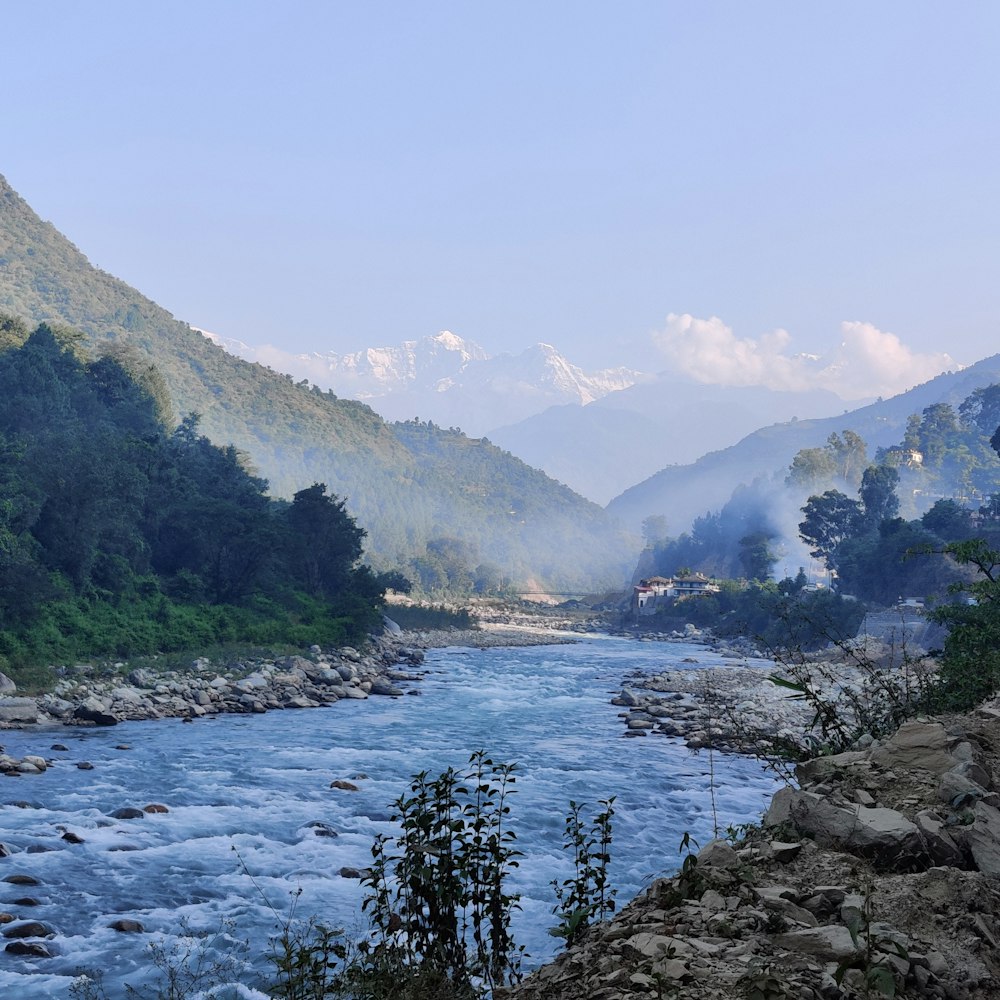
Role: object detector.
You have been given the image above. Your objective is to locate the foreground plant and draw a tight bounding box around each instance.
[549,797,617,946]
[358,750,524,997]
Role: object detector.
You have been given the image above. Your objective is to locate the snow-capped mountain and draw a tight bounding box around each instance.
[198,329,646,434]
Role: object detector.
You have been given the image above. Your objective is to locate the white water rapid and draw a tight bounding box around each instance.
[0,635,778,998]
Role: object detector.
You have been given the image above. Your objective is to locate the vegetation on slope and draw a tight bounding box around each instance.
[0,325,397,685]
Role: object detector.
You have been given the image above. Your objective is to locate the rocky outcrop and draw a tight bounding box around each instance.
[507,710,1000,1000]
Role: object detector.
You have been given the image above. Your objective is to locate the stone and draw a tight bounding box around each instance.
[369,677,404,696]
[143,804,169,814]
[768,789,922,865]
[3,875,40,886]
[76,762,94,770]
[110,807,144,820]
[74,697,119,726]
[938,767,988,807]
[330,780,360,791]
[2,920,53,939]
[0,671,16,693]
[769,840,803,862]
[109,919,144,933]
[773,925,862,962]
[0,698,40,724]
[870,721,960,775]
[914,809,965,867]
[61,831,85,844]
[5,940,51,957]
[697,839,739,868]
[968,801,1000,874]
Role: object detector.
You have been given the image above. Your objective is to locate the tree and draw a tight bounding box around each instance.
[285,483,366,598]
[959,384,1000,437]
[930,540,1000,707]
[858,465,900,530]
[798,490,861,570]
[738,531,777,582]
[922,499,973,542]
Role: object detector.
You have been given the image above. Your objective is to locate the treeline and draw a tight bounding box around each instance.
[0,322,398,681]
[639,388,1000,604]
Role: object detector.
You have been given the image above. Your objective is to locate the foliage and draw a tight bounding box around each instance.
[0,328,387,678]
[929,539,1000,709]
[638,580,864,653]
[786,430,868,493]
[358,751,524,996]
[549,797,617,946]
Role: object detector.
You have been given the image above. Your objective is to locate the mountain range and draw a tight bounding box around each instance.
[0,174,633,591]
[202,328,643,436]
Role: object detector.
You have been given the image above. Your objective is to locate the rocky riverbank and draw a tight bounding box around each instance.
[610,634,938,755]
[0,636,429,744]
[505,709,1000,1000]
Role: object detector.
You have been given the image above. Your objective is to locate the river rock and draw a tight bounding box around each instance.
[74,697,119,726]
[369,678,404,696]
[5,940,52,957]
[0,672,16,693]
[4,875,40,886]
[330,780,360,791]
[2,920,52,938]
[109,919,144,933]
[0,698,41,724]
[110,807,144,820]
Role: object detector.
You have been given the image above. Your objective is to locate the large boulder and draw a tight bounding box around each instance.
[0,698,40,724]
[74,697,119,726]
[870,720,965,775]
[766,788,922,866]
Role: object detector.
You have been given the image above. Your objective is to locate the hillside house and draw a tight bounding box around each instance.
[631,573,720,615]
[672,573,721,597]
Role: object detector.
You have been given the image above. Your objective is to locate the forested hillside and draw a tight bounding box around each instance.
[0,324,395,680]
[0,175,633,591]
[609,353,1000,536]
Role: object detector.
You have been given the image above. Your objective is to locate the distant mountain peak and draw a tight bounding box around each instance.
[194,329,647,434]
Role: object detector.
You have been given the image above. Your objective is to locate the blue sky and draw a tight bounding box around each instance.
[4,1,998,393]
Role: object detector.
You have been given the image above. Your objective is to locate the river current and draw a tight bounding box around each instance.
[0,635,778,998]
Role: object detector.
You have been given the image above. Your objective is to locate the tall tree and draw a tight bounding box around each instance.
[798,490,861,570]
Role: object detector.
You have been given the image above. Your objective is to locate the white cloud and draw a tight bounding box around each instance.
[651,313,957,399]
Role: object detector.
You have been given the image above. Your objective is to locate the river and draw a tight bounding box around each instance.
[0,634,778,998]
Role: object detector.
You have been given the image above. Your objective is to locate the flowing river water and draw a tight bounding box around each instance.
[0,634,779,998]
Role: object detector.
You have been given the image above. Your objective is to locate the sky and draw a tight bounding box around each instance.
[4,1,998,398]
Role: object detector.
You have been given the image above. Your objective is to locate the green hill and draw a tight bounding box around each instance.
[0,175,633,591]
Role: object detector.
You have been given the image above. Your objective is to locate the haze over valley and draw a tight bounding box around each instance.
[2,6,1000,998]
